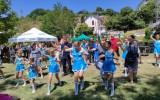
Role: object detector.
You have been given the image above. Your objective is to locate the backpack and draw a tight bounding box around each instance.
[125,45,139,67]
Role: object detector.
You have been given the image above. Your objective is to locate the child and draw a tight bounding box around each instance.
[14,50,26,87]
[43,49,62,95]
[151,33,160,67]
[122,39,128,77]
[27,58,38,93]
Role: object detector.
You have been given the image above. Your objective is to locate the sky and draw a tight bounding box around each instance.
[11,0,142,17]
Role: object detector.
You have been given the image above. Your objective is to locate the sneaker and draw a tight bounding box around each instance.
[45,66,48,68]
[15,83,19,87]
[32,89,35,94]
[23,82,26,86]
[41,75,44,78]
[47,91,50,95]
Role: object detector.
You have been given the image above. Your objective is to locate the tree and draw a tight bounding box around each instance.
[17,17,41,33]
[41,3,76,37]
[0,0,18,44]
[27,8,50,20]
[74,23,93,36]
[105,9,117,16]
[95,7,104,15]
[137,0,155,24]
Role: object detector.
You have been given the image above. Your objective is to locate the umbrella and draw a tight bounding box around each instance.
[77,34,90,41]
[16,28,58,42]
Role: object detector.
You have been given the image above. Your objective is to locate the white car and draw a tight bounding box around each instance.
[135,33,145,37]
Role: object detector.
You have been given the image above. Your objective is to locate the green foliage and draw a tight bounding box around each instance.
[0,0,18,44]
[144,27,152,40]
[75,23,93,36]
[27,8,50,20]
[137,0,155,24]
[17,17,41,33]
[105,7,146,32]
[41,3,76,37]
[95,7,104,14]
[105,9,117,16]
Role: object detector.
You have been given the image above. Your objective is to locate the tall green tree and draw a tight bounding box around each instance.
[74,23,93,36]
[137,0,155,24]
[41,3,76,37]
[27,8,50,20]
[95,7,104,14]
[0,0,18,44]
[105,9,117,16]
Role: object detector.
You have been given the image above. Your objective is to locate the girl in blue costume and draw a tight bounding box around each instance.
[122,39,128,77]
[39,43,48,68]
[151,33,160,67]
[92,39,99,64]
[99,41,119,97]
[65,41,88,95]
[43,49,62,95]
[14,50,26,87]
[27,58,38,93]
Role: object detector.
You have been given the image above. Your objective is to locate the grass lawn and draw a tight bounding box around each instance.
[0,54,160,100]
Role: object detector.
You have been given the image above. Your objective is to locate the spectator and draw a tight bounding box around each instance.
[61,36,73,76]
[110,35,120,65]
[88,38,95,64]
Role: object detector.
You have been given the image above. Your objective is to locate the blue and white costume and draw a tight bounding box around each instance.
[29,65,38,79]
[31,49,42,67]
[40,47,47,58]
[81,43,87,51]
[103,50,116,73]
[93,43,99,62]
[48,56,60,74]
[15,57,26,72]
[122,44,128,60]
[72,48,88,72]
[154,40,160,54]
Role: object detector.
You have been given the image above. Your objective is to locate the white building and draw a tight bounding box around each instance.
[84,15,107,35]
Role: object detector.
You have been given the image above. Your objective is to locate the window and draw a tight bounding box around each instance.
[92,20,94,25]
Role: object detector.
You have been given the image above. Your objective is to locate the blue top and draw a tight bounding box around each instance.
[15,57,23,65]
[31,49,41,59]
[105,50,114,60]
[49,56,57,66]
[81,43,87,50]
[94,43,99,61]
[40,47,47,55]
[72,48,83,61]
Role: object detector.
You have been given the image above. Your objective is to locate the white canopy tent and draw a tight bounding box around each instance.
[9,28,58,42]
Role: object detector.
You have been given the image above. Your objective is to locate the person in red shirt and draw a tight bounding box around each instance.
[110,35,120,65]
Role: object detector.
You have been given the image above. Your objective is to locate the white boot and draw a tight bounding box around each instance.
[31,84,36,93]
[124,68,128,77]
[80,80,84,90]
[105,81,108,90]
[75,82,79,95]
[110,83,114,97]
[22,79,26,86]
